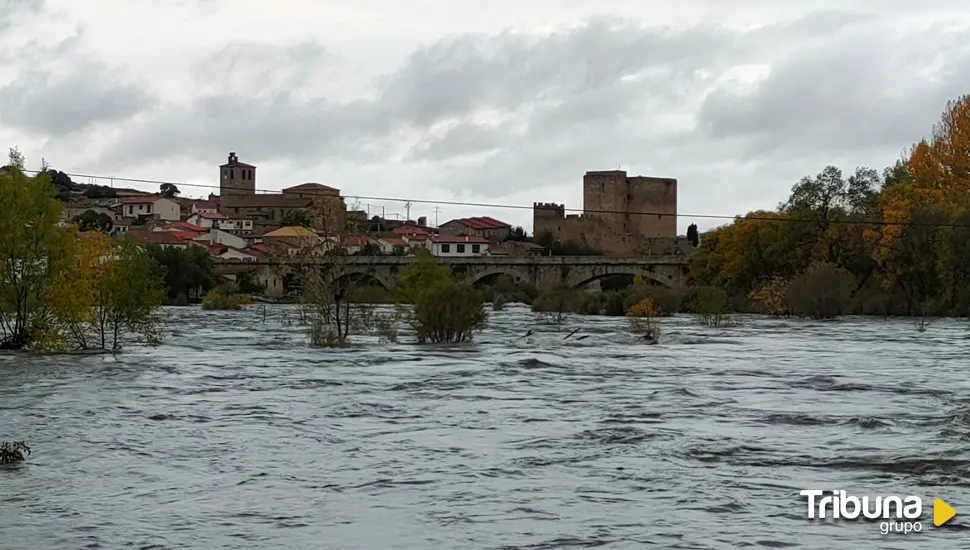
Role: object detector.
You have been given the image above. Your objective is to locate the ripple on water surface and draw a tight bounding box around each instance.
[2,305,970,549]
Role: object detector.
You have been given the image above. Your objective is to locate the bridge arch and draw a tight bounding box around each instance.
[468,268,532,287]
[569,267,676,289]
[333,270,393,290]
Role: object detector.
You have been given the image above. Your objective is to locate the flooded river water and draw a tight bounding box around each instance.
[2,305,969,549]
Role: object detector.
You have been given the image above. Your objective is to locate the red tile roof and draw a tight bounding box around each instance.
[127,231,187,245]
[193,200,217,210]
[168,221,204,232]
[171,231,203,240]
[248,243,271,253]
[392,225,432,236]
[283,183,340,193]
[431,235,490,244]
[342,235,372,246]
[195,211,228,220]
[444,216,510,230]
[380,237,409,247]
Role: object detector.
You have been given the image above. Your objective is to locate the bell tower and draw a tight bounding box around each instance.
[219,151,256,207]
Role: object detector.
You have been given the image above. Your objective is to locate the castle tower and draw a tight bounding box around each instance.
[219,152,256,206]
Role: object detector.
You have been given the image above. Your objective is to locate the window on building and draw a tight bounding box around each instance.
[457,244,465,253]
[441,244,450,253]
[472,244,480,253]
[230,168,234,179]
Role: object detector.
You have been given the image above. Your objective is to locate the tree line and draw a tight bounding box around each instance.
[0,150,165,351]
[689,94,970,318]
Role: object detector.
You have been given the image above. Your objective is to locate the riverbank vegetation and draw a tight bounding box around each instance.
[690,95,970,318]
[1,151,165,351]
[202,288,253,310]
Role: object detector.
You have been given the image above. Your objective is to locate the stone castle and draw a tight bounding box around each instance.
[533,170,680,255]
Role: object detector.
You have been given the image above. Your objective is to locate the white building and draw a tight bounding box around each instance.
[191,200,219,215]
[426,235,490,257]
[120,196,181,221]
[192,228,248,250]
[186,212,253,234]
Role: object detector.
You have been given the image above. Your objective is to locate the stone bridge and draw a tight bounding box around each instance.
[214,255,688,291]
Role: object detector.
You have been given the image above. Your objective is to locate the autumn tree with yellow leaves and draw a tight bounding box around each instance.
[690,94,970,317]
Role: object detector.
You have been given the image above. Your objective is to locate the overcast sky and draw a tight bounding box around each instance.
[2,0,968,233]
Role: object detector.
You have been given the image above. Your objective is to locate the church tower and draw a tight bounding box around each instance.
[219,151,256,207]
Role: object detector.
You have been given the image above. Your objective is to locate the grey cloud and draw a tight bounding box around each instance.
[101,18,747,170]
[0,0,43,31]
[378,17,739,127]
[696,21,970,159]
[407,120,513,161]
[0,60,156,136]
[191,41,334,96]
[90,8,970,210]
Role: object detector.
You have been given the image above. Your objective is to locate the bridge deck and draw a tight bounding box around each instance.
[213,255,687,266]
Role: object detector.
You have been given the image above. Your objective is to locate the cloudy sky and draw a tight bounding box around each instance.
[2,0,968,233]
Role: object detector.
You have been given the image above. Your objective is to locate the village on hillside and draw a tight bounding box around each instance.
[58,151,553,263]
[57,151,693,264]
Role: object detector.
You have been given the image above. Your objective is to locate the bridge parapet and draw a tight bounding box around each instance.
[212,255,689,289]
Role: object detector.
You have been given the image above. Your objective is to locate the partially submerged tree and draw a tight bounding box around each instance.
[45,234,165,350]
[399,249,487,343]
[0,150,75,349]
[1,153,165,351]
[0,441,30,464]
[786,262,856,320]
[628,296,660,344]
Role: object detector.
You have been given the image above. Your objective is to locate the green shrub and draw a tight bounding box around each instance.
[412,280,487,343]
[202,290,253,310]
[684,286,734,326]
[786,262,855,319]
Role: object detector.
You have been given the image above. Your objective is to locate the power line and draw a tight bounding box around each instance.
[19,168,970,229]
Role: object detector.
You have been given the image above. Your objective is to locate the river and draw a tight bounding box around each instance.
[1,305,969,549]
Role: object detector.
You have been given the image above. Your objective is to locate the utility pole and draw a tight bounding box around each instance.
[433,206,440,227]
[405,200,412,223]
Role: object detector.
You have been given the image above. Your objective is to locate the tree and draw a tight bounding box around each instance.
[281,209,312,227]
[93,240,165,349]
[83,185,117,199]
[628,296,660,343]
[505,226,529,242]
[400,251,487,343]
[0,150,75,349]
[146,245,215,302]
[0,150,164,350]
[159,183,180,198]
[411,280,487,343]
[747,277,790,316]
[73,210,114,233]
[398,248,454,303]
[687,223,699,247]
[786,262,856,319]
